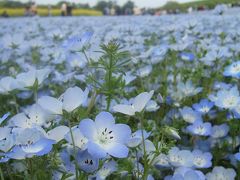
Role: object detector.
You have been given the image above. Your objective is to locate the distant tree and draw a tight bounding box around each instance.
[122,1,134,15]
[0,0,25,8]
[94,1,109,11]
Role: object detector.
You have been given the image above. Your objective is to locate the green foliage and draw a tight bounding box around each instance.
[88,41,130,111]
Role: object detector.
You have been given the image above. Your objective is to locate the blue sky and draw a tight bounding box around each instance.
[19,0,199,8]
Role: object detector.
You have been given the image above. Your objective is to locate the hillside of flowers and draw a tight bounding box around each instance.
[0,6,240,180]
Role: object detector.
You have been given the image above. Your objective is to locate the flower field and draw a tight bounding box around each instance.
[0,6,240,180]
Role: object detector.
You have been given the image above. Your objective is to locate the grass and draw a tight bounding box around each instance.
[0,8,102,17]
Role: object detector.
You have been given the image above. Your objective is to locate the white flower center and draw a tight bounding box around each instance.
[98,128,114,145]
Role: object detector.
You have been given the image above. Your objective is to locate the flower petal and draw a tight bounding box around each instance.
[105,142,129,158]
[79,119,97,140]
[133,90,154,112]
[87,141,107,158]
[112,104,135,116]
[38,96,63,115]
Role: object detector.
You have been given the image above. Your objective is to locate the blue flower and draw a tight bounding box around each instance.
[6,138,55,160]
[62,31,93,52]
[127,129,150,148]
[210,124,229,138]
[94,161,117,180]
[187,121,212,136]
[192,99,214,115]
[77,150,99,173]
[179,52,195,61]
[223,61,240,78]
[168,147,194,168]
[180,107,202,123]
[167,167,205,180]
[113,91,154,116]
[206,166,236,180]
[213,86,240,110]
[79,112,131,158]
[192,149,212,168]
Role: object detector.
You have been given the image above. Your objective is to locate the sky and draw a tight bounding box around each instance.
[18,0,199,8]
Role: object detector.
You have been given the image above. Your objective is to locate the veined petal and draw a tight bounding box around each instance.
[112,104,135,116]
[95,112,115,128]
[133,90,154,112]
[38,96,63,115]
[47,126,69,142]
[63,86,87,112]
[87,141,107,158]
[104,142,129,158]
[111,124,131,144]
[79,119,97,140]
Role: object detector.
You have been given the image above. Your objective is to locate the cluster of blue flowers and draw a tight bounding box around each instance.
[0,5,240,180]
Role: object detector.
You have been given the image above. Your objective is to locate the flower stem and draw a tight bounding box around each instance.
[67,119,79,179]
[0,165,4,180]
[139,112,148,180]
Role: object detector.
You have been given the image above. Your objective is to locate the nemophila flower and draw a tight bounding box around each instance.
[192,99,214,115]
[179,52,195,61]
[6,128,55,159]
[16,68,50,88]
[79,112,131,158]
[133,162,154,180]
[178,80,202,97]
[210,124,229,138]
[59,148,75,174]
[38,86,89,114]
[168,147,194,168]
[8,104,50,128]
[192,149,212,168]
[127,129,150,147]
[93,161,117,180]
[137,65,152,77]
[47,126,69,142]
[122,71,136,85]
[138,139,156,161]
[67,53,87,68]
[77,150,99,173]
[65,127,88,150]
[62,31,93,52]
[0,127,14,152]
[0,76,20,94]
[166,167,205,180]
[187,121,212,136]
[223,61,240,78]
[213,86,240,110]
[206,166,236,180]
[234,148,240,161]
[149,46,168,64]
[145,100,160,112]
[0,112,10,125]
[113,90,154,116]
[153,153,171,168]
[213,81,232,90]
[179,107,202,124]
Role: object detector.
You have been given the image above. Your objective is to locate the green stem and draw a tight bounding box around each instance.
[0,165,4,180]
[135,150,140,180]
[67,118,79,179]
[33,82,38,103]
[106,53,113,111]
[139,112,148,180]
